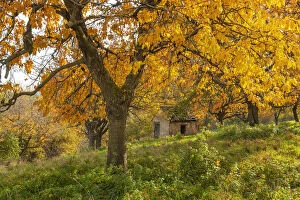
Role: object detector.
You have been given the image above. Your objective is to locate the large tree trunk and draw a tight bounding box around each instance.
[293,99,299,122]
[106,116,127,168]
[106,102,129,169]
[247,101,259,126]
[63,0,145,168]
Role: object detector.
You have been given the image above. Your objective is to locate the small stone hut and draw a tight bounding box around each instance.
[152,108,199,138]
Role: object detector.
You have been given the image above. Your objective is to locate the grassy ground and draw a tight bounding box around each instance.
[0,121,299,199]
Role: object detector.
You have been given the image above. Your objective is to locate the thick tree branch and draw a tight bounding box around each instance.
[0,59,83,112]
[63,0,121,106]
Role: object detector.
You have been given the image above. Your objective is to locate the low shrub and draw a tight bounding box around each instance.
[219,156,299,199]
[0,133,20,161]
[217,123,279,141]
[178,142,223,188]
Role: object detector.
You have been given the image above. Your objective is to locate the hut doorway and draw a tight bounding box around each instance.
[154,122,160,138]
[180,124,186,135]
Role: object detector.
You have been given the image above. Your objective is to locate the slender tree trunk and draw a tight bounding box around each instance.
[293,99,299,122]
[216,111,226,125]
[274,112,279,125]
[274,108,282,125]
[97,119,109,149]
[247,101,259,126]
[88,135,95,149]
[88,134,95,149]
[96,135,102,149]
[85,120,96,149]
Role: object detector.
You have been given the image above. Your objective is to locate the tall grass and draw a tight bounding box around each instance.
[0,122,299,199]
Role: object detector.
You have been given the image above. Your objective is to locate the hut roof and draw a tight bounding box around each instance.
[160,106,197,122]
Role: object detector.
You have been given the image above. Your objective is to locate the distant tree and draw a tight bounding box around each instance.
[293,98,299,122]
[85,118,108,149]
[0,96,83,161]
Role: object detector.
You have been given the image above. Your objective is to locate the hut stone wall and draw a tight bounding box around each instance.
[169,121,198,136]
[153,114,170,138]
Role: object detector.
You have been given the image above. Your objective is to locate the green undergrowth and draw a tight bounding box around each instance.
[0,122,299,199]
